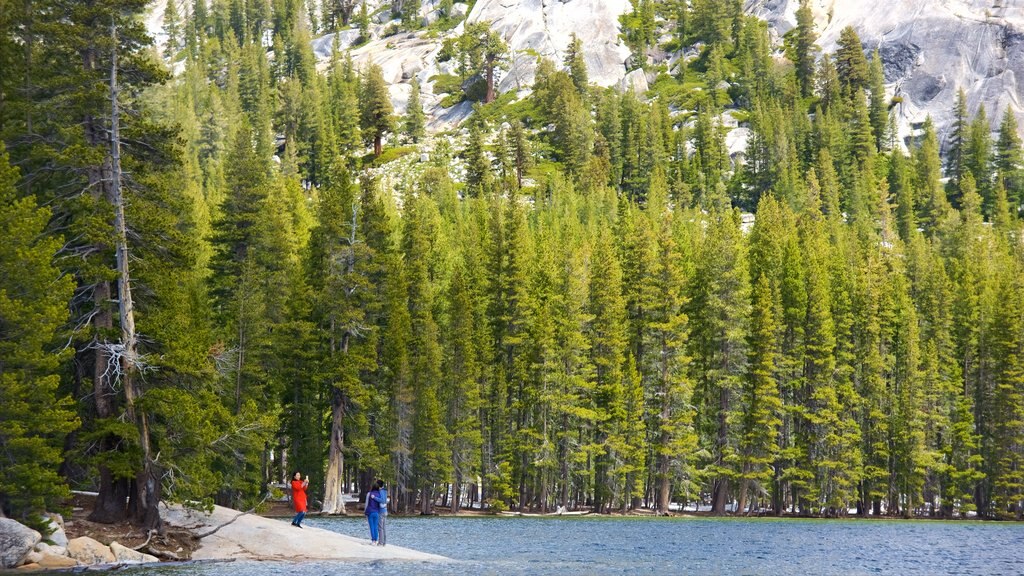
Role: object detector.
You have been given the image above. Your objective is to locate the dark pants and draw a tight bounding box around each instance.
[292,511,305,526]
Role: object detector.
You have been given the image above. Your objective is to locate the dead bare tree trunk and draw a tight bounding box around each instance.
[321,386,348,514]
[109,21,160,532]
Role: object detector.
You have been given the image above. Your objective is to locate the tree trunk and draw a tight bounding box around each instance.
[451,470,461,514]
[711,384,730,515]
[420,485,432,515]
[321,387,348,514]
[485,59,495,103]
[737,478,749,516]
[89,279,130,524]
[374,134,382,157]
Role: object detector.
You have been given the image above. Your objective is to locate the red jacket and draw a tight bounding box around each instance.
[291,479,308,512]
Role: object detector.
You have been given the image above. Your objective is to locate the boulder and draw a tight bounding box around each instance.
[618,68,648,95]
[461,73,488,101]
[36,554,79,569]
[42,514,63,531]
[66,537,115,565]
[0,518,41,569]
[32,542,66,557]
[42,518,67,548]
[422,9,440,27]
[109,541,159,564]
[22,551,43,565]
[449,2,469,20]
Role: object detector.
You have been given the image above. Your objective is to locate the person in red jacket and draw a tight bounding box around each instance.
[291,471,309,528]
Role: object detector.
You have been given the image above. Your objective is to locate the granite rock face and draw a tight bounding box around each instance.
[0,518,41,569]
[466,0,633,91]
[745,0,1024,149]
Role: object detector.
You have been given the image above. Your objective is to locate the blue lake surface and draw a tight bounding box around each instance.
[106,516,1024,575]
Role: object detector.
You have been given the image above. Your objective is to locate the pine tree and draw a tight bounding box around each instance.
[588,230,628,513]
[4,0,199,526]
[442,259,484,512]
[995,107,1024,215]
[509,120,532,189]
[834,26,868,98]
[360,64,394,156]
[737,275,782,514]
[463,113,493,198]
[163,0,184,60]
[403,191,451,514]
[891,151,916,241]
[916,117,953,235]
[946,89,969,201]
[988,255,1024,518]
[564,32,589,96]
[0,145,78,518]
[457,22,508,104]
[965,105,993,214]
[689,209,750,514]
[793,0,817,98]
[867,51,888,151]
[404,77,426,144]
[649,209,697,513]
[308,165,375,514]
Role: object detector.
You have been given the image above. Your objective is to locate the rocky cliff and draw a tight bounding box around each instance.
[746,0,1024,148]
[146,0,1024,143]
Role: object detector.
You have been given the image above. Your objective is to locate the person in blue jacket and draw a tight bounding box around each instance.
[364,483,381,544]
[374,479,388,546]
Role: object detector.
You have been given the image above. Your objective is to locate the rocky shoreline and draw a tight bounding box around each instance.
[0,514,160,571]
[0,500,444,572]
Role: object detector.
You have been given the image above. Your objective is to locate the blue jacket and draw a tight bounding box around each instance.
[375,488,388,516]
[365,489,381,515]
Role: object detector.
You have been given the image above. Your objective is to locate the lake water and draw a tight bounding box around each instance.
[102,516,1024,575]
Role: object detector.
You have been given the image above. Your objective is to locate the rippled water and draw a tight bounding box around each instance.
[80,516,1024,575]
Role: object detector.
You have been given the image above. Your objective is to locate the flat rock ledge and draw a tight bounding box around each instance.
[161,503,447,563]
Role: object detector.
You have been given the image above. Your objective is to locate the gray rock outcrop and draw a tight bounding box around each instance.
[66,536,116,565]
[745,0,1024,149]
[0,518,41,569]
[467,0,633,91]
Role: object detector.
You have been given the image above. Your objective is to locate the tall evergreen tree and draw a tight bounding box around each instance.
[689,209,750,514]
[995,108,1024,215]
[404,77,426,144]
[0,145,78,518]
[360,64,394,157]
[793,0,817,98]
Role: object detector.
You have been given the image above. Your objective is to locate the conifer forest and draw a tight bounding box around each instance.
[2,0,1024,529]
